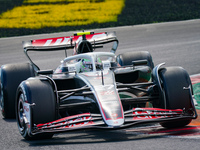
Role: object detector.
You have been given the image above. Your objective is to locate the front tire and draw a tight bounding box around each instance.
[159,67,192,128]
[16,78,56,140]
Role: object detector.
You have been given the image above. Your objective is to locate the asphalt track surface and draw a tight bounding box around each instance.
[0,19,200,150]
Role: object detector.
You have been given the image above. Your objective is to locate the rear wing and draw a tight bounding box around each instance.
[23,32,118,70]
[23,32,118,52]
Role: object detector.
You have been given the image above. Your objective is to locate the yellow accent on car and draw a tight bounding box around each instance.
[74,31,94,36]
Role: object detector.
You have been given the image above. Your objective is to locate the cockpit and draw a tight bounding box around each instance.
[54,52,117,74]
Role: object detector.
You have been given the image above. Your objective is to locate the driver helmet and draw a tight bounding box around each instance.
[73,40,93,55]
[79,59,93,72]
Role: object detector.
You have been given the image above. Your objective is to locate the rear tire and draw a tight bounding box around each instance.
[0,63,35,118]
[159,67,192,128]
[16,78,56,140]
[116,51,154,69]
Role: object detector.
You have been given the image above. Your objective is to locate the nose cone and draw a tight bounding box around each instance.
[94,84,124,127]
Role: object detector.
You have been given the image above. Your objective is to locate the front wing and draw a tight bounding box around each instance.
[23,105,196,136]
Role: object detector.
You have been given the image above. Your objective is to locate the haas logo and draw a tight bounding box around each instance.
[100,90,114,95]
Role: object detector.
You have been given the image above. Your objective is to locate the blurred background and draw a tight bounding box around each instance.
[0,0,199,37]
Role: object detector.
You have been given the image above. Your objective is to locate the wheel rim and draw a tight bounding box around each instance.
[17,93,25,132]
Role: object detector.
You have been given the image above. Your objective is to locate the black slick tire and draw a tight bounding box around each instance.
[116,51,154,69]
[159,67,192,128]
[16,78,56,140]
[0,63,35,118]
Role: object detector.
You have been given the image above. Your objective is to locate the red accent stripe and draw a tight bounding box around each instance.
[32,32,106,46]
[134,108,183,112]
[37,113,91,127]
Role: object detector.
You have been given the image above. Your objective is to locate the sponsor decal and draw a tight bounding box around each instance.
[113,121,119,124]
[100,90,115,95]
[23,105,29,112]
[111,113,118,118]
[32,32,106,46]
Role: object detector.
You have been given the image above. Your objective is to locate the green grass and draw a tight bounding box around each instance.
[193,83,200,110]
[0,0,200,37]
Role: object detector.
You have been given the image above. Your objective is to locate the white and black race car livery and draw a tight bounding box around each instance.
[0,31,197,140]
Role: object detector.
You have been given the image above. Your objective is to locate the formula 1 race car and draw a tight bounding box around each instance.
[0,31,197,140]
